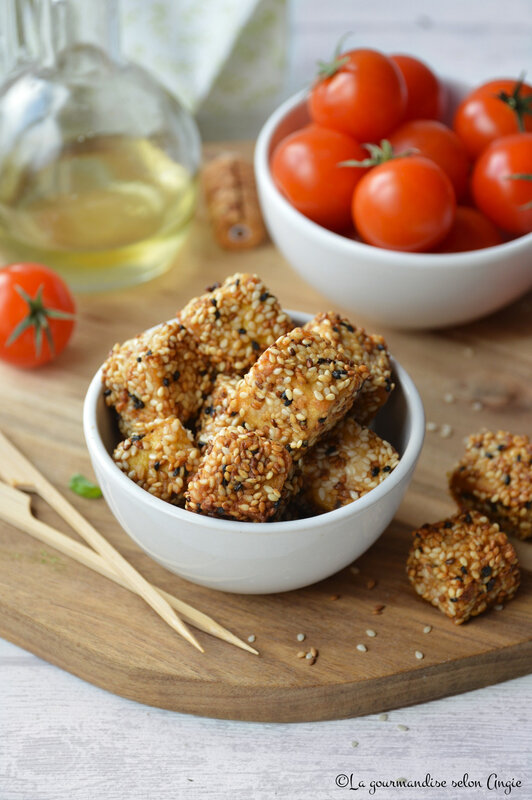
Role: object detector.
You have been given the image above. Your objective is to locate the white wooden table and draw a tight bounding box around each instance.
[1,2,531,798]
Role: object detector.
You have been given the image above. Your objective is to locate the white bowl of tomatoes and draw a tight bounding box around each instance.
[255,49,532,329]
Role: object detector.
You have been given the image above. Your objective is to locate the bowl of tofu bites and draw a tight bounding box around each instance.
[83,273,424,593]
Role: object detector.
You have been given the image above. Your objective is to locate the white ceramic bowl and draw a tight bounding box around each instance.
[255,82,532,329]
[83,312,425,594]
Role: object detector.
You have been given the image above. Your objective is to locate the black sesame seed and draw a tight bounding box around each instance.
[481,565,493,577]
[280,390,292,407]
[221,475,228,487]
[146,349,152,356]
[251,340,260,351]
[485,452,494,459]
[385,379,392,392]
[376,344,385,351]
[382,465,391,472]
[464,512,472,524]
[503,474,511,485]
[461,566,468,574]
[130,434,145,442]
[497,444,506,451]
[332,369,347,379]
[318,417,326,423]
[214,309,221,320]
[238,327,247,335]
[233,481,242,492]
[443,520,453,528]
[285,444,292,452]
[216,507,226,515]
[371,466,380,477]
[173,370,181,381]
[103,388,111,397]
[445,557,455,565]
[153,461,160,471]
[453,576,463,582]
[211,298,218,307]
[332,326,340,333]
[129,393,145,409]
[516,454,522,462]
[340,320,355,332]
[235,278,240,286]
[449,597,458,603]
[325,446,336,456]
[486,578,495,591]
[259,292,269,302]
[163,377,170,387]
[206,282,220,292]
[199,369,208,376]
[302,440,308,447]
[137,356,142,362]
[173,467,181,476]
[204,405,215,417]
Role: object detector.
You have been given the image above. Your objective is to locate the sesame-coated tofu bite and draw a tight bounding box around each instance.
[102,320,213,434]
[185,427,294,522]
[196,374,240,449]
[304,312,394,424]
[113,416,201,504]
[449,430,532,541]
[230,328,368,461]
[300,417,399,513]
[406,510,520,624]
[178,273,292,374]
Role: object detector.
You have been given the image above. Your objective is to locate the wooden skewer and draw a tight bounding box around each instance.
[0,430,203,652]
[0,481,258,655]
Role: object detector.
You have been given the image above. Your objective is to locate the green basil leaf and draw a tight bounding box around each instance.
[69,473,102,499]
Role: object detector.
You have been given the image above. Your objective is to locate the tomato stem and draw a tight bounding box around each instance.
[339,139,415,168]
[495,73,532,133]
[6,283,76,357]
[316,33,352,80]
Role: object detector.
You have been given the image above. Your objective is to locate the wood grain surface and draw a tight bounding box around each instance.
[0,142,531,723]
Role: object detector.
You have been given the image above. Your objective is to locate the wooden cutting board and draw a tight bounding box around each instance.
[0,143,531,722]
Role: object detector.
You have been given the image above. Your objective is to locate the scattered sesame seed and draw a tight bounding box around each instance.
[296,651,306,659]
[366,578,377,590]
[426,421,438,432]
[373,604,385,614]
[297,633,306,642]
[379,713,388,722]
[350,566,360,576]
[351,741,359,748]
[247,634,256,643]
[366,629,376,638]
[440,424,453,439]
[494,604,504,611]
[397,725,409,731]
[305,652,314,660]
[443,393,455,404]
[356,644,367,652]
[471,400,483,412]
[423,625,432,634]
[415,651,424,660]
[310,646,318,658]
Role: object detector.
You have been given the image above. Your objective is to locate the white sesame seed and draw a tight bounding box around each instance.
[351,741,359,747]
[356,644,367,652]
[426,421,438,432]
[423,626,432,634]
[379,713,388,722]
[415,651,424,660]
[443,393,455,404]
[366,629,376,638]
[440,424,453,438]
[397,725,409,732]
[297,633,306,642]
[305,652,314,660]
[247,634,256,643]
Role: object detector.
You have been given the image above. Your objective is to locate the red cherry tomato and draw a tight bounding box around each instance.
[453,78,532,159]
[352,156,456,252]
[0,263,76,368]
[309,48,407,142]
[390,54,444,121]
[388,119,470,200]
[436,206,503,252]
[471,133,532,235]
[271,124,368,231]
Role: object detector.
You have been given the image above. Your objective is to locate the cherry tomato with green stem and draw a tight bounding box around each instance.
[349,146,456,252]
[453,77,532,159]
[309,47,407,142]
[0,262,76,368]
[271,124,369,231]
[389,119,470,200]
[390,54,444,121]
[471,133,532,235]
